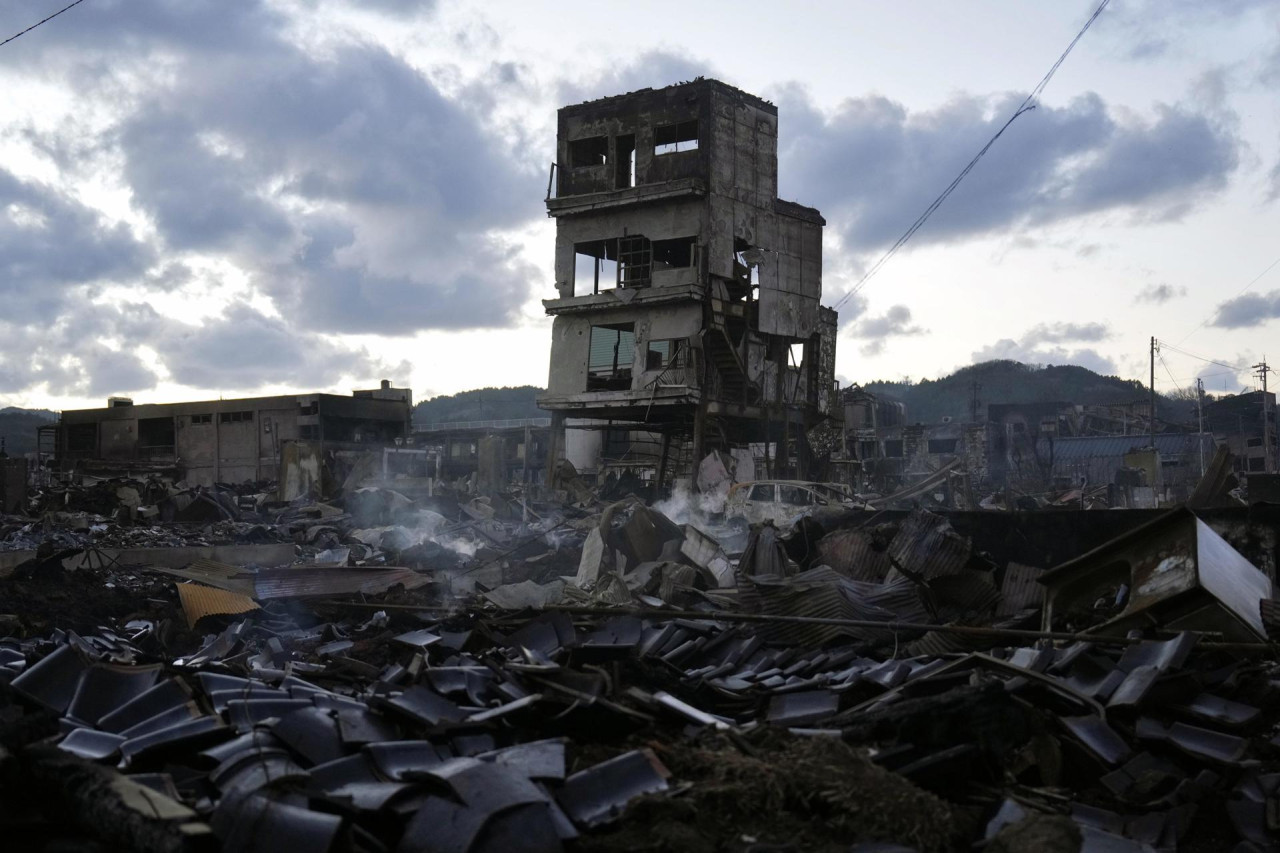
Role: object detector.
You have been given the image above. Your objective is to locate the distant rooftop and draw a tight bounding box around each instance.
[1035,433,1214,461]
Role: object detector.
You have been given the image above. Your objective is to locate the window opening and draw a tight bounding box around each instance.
[66,422,96,453]
[190,413,212,425]
[778,485,812,506]
[884,440,904,458]
[731,237,760,299]
[587,324,635,391]
[748,484,775,502]
[651,236,695,270]
[788,343,804,368]
[646,339,687,371]
[574,240,619,294]
[138,416,175,450]
[299,425,320,440]
[219,411,253,424]
[568,136,608,169]
[615,134,635,189]
[617,235,651,288]
[574,236,653,292]
[927,438,958,454]
[654,120,698,155]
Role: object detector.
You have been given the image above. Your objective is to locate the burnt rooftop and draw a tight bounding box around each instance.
[558,76,776,116]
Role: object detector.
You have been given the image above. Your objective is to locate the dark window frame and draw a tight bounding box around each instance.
[568,135,609,169]
[654,120,698,155]
[587,323,636,391]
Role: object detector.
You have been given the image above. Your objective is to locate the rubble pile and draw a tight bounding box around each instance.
[2,490,1280,850]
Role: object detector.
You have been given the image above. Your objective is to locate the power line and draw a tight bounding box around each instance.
[1157,351,1185,399]
[1155,339,1249,374]
[0,0,87,49]
[1176,254,1280,346]
[833,0,1110,311]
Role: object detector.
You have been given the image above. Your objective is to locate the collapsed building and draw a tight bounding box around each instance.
[43,382,413,487]
[1203,390,1277,475]
[537,79,837,492]
[834,387,1226,509]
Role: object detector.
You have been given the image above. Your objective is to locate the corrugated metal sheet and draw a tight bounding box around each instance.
[1034,433,1215,461]
[740,569,928,647]
[815,528,893,583]
[997,562,1044,617]
[176,583,260,628]
[146,560,256,597]
[251,566,430,599]
[886,509,971,581]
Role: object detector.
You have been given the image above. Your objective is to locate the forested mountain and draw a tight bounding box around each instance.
[865,360,1197,425]
[413,386,544,425]
[0,407,56,457]
[411,361,1202,431]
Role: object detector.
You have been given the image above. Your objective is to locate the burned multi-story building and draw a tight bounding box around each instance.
[47,382,412,486]
[538,79,837,491]
[1203,390,1276,474]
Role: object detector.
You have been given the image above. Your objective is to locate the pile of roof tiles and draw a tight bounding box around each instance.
[4,502,1280,851]
[2,593,1280,852]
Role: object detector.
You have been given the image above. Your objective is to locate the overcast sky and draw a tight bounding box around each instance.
[1,0,1278,411]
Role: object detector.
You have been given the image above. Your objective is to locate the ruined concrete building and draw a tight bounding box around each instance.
[538,79,837,490]
[47,382,412,486]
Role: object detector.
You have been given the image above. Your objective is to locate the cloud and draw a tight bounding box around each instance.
[1210,290,1280,329]
[971,322,1117,374]
[1269,141,1280,202]
[0,168,154,321]
[0,0,545,400]
[1135,282,1187,304]
[849,304,924,356]
[137,303,404,389]
[775,87,1239,254]
[1101,0,1278,61]
[1020,322,1110,344]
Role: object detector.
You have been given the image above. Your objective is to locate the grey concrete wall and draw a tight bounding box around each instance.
[547,303,703,395]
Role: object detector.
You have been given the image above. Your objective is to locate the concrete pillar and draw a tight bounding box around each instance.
[476,434,505,496]
[655,431,672,495]
[545,411,566,487]
[690,405,707,490]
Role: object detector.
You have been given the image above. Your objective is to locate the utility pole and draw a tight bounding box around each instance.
[1254,359,1272,473]
[1196,377,1206,479]
[1149,336,1157,450]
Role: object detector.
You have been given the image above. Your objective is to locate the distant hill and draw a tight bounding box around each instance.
[413,386,545,426]
[0,407,56,457]
[865,361,1195,426]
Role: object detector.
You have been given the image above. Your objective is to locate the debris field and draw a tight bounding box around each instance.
[2,474,1280,853]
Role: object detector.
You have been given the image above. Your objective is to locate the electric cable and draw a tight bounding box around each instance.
[0,0,87,49]
[832,0,1111,311]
